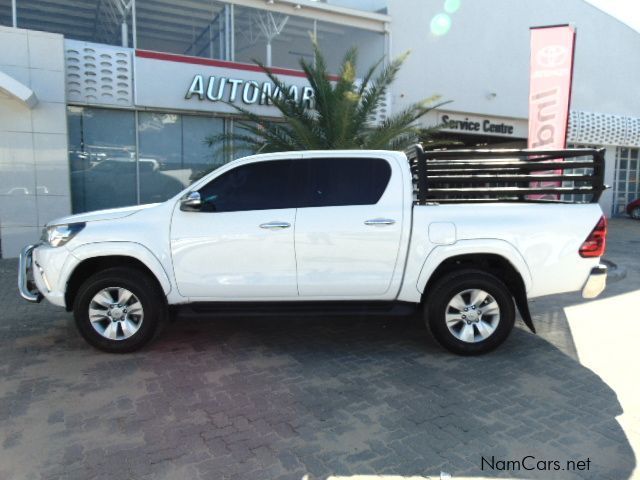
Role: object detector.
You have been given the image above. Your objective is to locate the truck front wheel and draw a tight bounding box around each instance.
[426,269,515,355]
[73,267,166,353]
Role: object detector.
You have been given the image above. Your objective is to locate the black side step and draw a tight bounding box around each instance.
[174,301,419,318]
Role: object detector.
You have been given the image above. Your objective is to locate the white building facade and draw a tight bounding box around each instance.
[0,0,638,257]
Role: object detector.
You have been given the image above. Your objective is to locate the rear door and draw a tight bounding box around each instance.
[294,154,405,298]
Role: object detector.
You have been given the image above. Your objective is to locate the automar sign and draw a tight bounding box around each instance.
[185,74,314,108]
[134,50,315,116]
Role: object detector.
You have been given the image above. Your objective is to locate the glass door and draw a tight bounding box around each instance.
[613,147,640,216]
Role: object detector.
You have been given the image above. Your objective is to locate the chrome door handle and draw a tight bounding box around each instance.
[259,221,291,229]
[364,218,396,226]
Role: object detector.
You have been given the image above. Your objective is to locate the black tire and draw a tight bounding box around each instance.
[631,207,640,220]
[73,267,167,353]
[425,269,515,355]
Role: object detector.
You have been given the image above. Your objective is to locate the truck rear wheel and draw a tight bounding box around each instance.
[426,269,515,355]
[73,267,166,353]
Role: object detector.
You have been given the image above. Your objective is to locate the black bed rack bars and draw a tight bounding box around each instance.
[405,144,606,205]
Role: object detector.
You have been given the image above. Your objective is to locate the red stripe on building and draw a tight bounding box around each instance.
[135,49,339,81]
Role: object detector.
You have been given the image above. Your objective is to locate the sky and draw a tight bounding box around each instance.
[585,0,640,32]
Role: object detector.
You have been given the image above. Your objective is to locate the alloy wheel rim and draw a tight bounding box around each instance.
[88,287,144,341]
[445,288,500,343]
[632,208,640,219]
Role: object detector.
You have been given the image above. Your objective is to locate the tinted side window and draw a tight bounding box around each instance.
[198,160,294,212]
[299,158,391,207]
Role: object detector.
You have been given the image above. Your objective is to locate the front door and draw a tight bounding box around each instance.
[170,158,299,299]
[294,155,404,298]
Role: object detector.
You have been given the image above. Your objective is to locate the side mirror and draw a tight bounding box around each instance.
[180,191,202,211]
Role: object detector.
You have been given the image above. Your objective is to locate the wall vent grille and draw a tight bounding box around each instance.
[65,40,133,107]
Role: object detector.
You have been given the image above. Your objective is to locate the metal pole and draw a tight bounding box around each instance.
[209,24,213,59]
[219,12,224,59]
[132,0,137,49]
[12,0,17,27]
[121,21,128,47]
[229,3,234,61]
[223,4,230,60]
[228,118,235,163]
[266,41,272,67]
[134,110,141,205]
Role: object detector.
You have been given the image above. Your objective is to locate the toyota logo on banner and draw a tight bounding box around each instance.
[536,44,570,68]
[528,25,576,200]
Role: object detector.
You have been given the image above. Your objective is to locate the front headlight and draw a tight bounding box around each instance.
[41,223,86,247]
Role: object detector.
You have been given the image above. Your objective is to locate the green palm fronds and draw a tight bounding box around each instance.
[207,39,449,156]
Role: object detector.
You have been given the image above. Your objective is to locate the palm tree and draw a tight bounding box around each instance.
[207,40,449,156]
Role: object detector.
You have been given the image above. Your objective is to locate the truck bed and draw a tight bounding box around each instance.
[397,201,603,302]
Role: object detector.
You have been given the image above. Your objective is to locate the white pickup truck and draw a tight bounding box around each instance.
[19,146,608,355]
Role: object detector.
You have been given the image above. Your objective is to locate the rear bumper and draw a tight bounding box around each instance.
[18,244,43,303]
[582,264,607,299]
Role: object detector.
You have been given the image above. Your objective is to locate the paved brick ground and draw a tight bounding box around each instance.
[0,219,638,480]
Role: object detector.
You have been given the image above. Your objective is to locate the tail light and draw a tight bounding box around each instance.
[579,215,607,258]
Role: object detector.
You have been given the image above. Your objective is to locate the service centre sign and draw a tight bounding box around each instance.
[441,114,515,135]
[134,50,316,116]
[429,111,528,138]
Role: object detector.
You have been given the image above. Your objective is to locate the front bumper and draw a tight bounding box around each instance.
[582,264,607,299]
[18,244,43,303]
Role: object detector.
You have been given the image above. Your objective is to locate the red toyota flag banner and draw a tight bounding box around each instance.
[528,24,576,197]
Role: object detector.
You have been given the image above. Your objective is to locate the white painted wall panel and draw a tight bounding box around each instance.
[0,26,70,258]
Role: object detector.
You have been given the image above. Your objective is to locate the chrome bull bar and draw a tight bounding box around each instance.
[18,244,43,303]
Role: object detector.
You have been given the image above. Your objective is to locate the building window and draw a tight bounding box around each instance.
[0,0,11,27]
[9,1,386,74]
[233,6,385,72]
[136,0,228,58]
[315,20,385,73]
[68,106,137,213]
[68,107,227,213]
[137,112,224,204]
[135,2,387,71]
[234,5,314,69]
[613,147,640,215]
[16,0,133,47]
